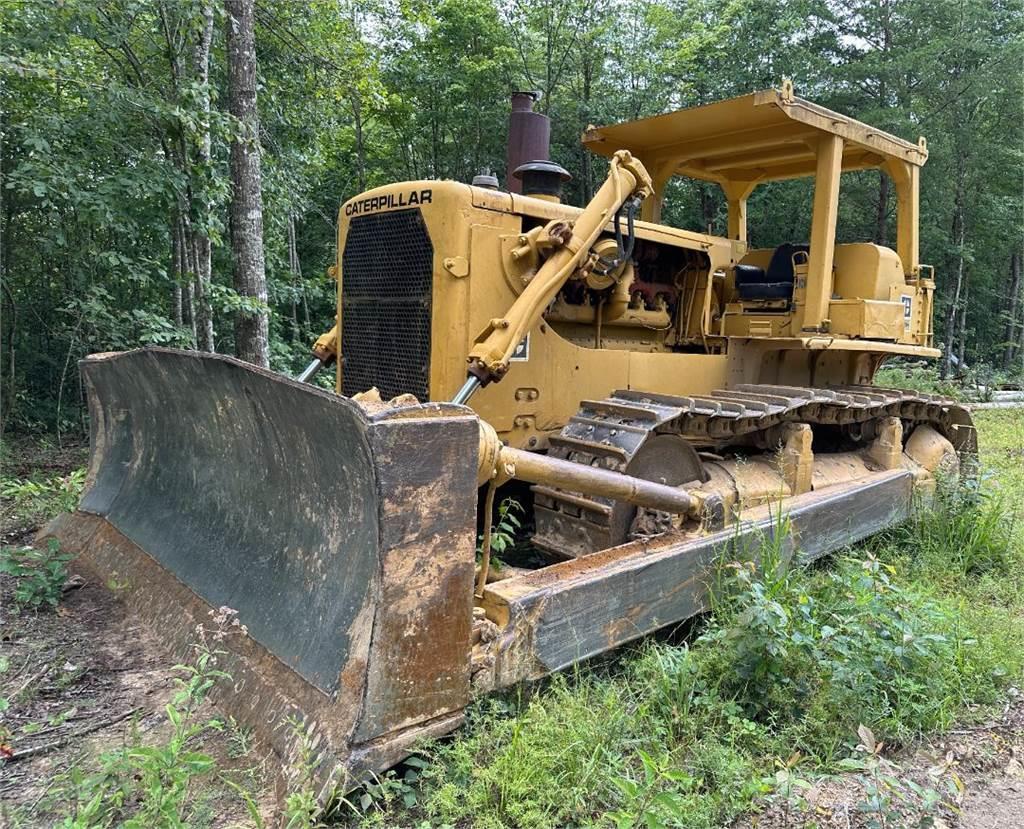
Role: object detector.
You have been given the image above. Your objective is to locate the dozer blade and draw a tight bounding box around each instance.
[42,348,479,795]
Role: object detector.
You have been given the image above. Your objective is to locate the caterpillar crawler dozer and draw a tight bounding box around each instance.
[45,82,976,795]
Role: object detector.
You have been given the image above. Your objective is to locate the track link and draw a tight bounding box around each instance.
[532,384,975,557]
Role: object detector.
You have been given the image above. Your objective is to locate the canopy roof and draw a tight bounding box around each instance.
[582,81,928,185]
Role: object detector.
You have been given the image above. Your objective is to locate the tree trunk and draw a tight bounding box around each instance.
[956,277,969,372]
[582,54,594,200]
[1018,256,1024,372]
[192,0,215,352]
[171,216,183,327]
[700,185,716,234]
[179,215,197,345]
[351,93,367,193]
[0,106,10,435]
[940,162,967,379]
[287,212,300,341]
[225,0,269,367]
[875,8,892,248]
[1003,251,1022,370]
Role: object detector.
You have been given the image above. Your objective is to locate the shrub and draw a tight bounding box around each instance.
[700,546,1016,759]
[1,468,86,519]
[0,539,73,611]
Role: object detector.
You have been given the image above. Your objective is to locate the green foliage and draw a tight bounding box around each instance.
[1,468,86,526]
[0,539,73,611]
[350,758,427,819]
[874,362,967,400]
[281,717,327,829]
[606,749,698,829]
[477,497,523,565]
[2,1,1022,824]
[705,549,1009,752]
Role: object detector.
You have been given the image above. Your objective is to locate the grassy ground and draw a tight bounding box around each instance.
[1,408,1022,828]
[344,408,1024,829]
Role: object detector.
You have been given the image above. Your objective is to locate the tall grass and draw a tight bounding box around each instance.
[880,476,1018,584]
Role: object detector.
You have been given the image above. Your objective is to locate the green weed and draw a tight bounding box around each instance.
[55,608,240,828]
[477,497,523,571]
[0,657,11,761]
[351,759,426,819]
[1,468,86,526]
[225,717,254,759]
[0,539,73,610]
[0,700,10,762]
[606,749,697,829]
[837,724,959,828]
[281,716,327,829]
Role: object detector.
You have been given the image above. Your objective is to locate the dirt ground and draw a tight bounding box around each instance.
[0,566,275,827]
[736,694,1024,828]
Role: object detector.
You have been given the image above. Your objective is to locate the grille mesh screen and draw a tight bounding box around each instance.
[341,209,433,401]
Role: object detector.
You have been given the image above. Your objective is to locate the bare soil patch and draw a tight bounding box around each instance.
[0,555,273,826]
[736,693,1024,828]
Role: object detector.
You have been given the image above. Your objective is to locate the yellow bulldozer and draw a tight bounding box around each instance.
[45,81,976,796]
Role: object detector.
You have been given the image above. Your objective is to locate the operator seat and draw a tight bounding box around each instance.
[734,243,810,301]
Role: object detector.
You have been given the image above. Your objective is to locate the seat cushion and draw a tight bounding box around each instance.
[734,243,810,301]
[766,243,810,283]
[735,262,793,301]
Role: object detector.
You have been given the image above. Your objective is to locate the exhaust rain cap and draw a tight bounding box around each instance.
[513,159,571,203]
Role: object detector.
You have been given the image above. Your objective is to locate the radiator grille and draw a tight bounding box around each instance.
[341,209,433,401]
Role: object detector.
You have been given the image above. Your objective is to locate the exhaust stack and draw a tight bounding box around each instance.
[505,91,549,193]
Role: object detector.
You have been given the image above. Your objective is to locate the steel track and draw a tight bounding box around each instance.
[533,384,976,557]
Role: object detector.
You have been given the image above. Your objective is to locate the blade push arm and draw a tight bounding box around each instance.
[454,150,653,404]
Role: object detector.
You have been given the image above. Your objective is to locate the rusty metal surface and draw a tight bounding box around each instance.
[353,414,478,741]
[45,348,480,791]
[498,446,694,514]
[485,469,914,688]
[505,91,550,193]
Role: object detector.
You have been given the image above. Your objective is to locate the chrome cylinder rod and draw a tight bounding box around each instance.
[297,358,324,384]
[452,375,481,406]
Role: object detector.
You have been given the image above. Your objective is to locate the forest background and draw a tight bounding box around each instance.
[1,0,1022,436]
